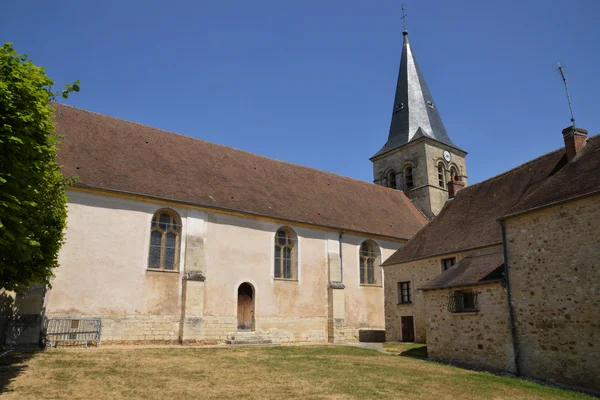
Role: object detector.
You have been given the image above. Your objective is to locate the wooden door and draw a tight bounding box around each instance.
[237,283,254,331]
[401,316,415,342]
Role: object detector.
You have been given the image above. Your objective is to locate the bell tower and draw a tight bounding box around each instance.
[371,28,467,219]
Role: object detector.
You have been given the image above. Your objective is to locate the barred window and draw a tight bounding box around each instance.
[274,228,297,280]
[448,290,479,313]
[404,166,414,190]
[398,281,412,304]
[359,241,381,285]
[388,171,397,189]
[148,210,181,271]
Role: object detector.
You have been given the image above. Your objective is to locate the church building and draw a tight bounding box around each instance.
[1,24,463,347]
[38,99,428,345]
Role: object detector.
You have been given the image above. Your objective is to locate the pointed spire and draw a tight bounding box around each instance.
[372,30,462,159]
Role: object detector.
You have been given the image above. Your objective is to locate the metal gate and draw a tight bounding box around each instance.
[44,317,102,348]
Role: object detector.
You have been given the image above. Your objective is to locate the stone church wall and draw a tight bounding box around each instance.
[423,282,515,373]
[383,245,500,343]
[45,189,400,345]
[504,194,600,391]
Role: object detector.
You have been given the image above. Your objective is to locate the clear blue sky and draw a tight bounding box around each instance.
[4,0,599,184]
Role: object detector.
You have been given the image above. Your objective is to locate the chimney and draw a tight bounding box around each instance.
[562,126,588,162]
[448,179,465,199]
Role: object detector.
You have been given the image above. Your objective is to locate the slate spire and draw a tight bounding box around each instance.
[372,30,462,159]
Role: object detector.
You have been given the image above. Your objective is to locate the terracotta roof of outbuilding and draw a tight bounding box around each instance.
[383,133,600,265]
[504,134,600,216]
[53,103,428,239]
[420,251,504,290]
[382,148,565,264]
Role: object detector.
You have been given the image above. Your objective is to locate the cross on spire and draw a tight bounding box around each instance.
[370,14,464,160]
[401,4,408,33]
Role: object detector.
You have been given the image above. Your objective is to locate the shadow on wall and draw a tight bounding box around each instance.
[0,351,36,395]
[0,287,46,347]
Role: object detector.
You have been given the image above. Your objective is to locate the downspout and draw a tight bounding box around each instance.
[338,231,344,283]
[500,221,521,376]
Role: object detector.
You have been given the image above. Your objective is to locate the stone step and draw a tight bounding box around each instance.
[225,339,273,346]
[227,332,271,341]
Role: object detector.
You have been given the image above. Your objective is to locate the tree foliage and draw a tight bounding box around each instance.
[0,42,79,291]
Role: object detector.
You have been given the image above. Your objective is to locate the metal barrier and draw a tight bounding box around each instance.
[44,317,102,348]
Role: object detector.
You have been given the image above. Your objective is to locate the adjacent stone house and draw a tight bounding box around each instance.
[383,127,600,392]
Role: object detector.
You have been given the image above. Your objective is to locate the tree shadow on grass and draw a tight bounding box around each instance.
[0,351,36,395]
[399,345,428,359]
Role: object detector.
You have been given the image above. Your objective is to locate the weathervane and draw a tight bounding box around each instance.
[401,4,408,32]
[557,62,576,128]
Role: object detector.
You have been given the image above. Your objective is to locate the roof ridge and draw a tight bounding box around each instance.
[459,133,599,195]
[454,146,565,196]
[52,102,408,197]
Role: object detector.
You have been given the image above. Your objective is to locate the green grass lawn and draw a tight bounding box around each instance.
[383,342,428,358]
[0,345,592,399]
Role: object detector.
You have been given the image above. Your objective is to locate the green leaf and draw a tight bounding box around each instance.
[0,41,77,291]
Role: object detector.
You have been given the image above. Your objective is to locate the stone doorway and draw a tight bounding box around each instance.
[237,283,254,331]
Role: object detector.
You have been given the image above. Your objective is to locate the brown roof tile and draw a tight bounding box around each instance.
[53,103,427,239]
[384,133,600,265]
[383,147,565,264]
[505,135,600,216]
[421,251,504,290]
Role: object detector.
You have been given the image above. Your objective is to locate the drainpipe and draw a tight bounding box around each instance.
[500,221,521,376]
[338,231,344,283]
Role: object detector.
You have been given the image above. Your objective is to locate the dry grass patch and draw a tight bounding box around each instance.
[0,346,592,399]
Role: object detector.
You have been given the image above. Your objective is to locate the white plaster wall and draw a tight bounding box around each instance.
[342,234,402,330]
[47,190,187,317]
[47,190,403,342]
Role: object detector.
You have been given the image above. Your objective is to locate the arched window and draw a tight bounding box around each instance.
[274,228,298,280]
[404,166,414,190]
[388,171,397,189]
[438,163,446,188]
[359,240,381,285]
[148,210,181,271]
[450,166,459,182]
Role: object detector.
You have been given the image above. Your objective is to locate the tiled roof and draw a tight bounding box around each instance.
[384,133,600,265]
[504,135,600,216]
[53,103,428,239]
[382,147,566,264]
[421,251,504,290]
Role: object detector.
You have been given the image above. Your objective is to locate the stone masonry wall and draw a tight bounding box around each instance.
[383,245,500,343]
[505,194,600,391]
[371,139,468,217]
[424,283,515,373]
[44,313,181,344]
[384,257,441,343]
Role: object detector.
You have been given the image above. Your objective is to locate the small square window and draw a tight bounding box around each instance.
[442,257,456,271]
[397,281,412,304]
